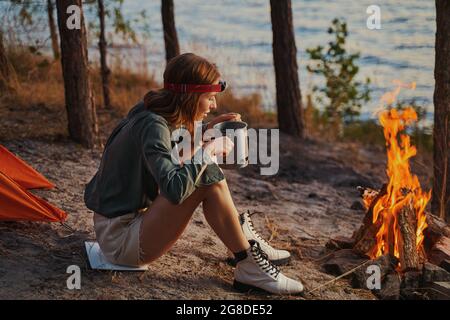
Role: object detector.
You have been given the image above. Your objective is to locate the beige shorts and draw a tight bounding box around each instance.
[93,211,145,267]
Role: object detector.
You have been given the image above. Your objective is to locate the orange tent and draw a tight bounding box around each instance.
[0,145,67,222]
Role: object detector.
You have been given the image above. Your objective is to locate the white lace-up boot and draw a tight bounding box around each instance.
[240,211,291,265]
[233,240,304,295]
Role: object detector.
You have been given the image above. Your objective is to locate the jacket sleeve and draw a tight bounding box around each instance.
[139,119,211,204]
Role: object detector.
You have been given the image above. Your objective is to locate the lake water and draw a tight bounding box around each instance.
[2,0,437,119]
[120,0,436,118]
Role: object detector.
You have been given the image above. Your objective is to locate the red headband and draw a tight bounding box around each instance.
[164,80,227,93]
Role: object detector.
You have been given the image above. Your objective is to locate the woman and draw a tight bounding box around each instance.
[84,53,303,295]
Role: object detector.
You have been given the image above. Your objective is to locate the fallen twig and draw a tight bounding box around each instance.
[307,260,372,295]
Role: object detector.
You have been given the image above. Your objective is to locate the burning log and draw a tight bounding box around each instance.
[352,184,387,255]
[352,221,381,256]
[357,186,380,208]
[397,199,421,271]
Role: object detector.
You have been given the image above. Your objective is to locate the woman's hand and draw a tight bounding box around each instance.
[203,136,234,162]
[207,113,241,130]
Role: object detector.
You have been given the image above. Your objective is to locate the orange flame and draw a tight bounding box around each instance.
[369,84,431,263]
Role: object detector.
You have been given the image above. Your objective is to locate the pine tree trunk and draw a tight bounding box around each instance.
[161,0,180,63]
[0,31,18,92]
[47,0,60,60]
[270,0,305,138]
[56,0,98,148]
[433,0,450,222]
[98,0,111,109]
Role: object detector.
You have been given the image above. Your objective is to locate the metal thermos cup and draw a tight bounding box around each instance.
[212,121,249,169]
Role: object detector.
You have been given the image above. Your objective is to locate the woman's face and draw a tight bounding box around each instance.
[196,80,219,121]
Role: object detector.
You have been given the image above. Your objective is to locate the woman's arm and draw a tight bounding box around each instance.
[139,119,211,205]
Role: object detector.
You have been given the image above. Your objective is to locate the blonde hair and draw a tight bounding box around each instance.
[144,53,221,135]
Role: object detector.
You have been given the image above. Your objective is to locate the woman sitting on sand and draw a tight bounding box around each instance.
[84,53,303,295]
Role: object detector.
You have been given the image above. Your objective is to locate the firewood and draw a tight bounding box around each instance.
[322,249,368,276]
[350,201,365,211]
[351,254,398,289]
[354,185,387,238]
[356,186,380,207]
[429,282,450,300]
[377,273,401,300]
[422,262,450,284]
[429,236,450,267]
[424,214,450,251]
[353,221,381,256]
[352,184,387,255]
[401,270,422,298]
[398,199,420,271]
[440,259,450,272]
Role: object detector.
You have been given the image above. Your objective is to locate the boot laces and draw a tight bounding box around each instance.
[250,240,280,278]
[245,211,270,247]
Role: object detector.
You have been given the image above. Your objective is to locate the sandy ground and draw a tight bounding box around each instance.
[0,112,433,300]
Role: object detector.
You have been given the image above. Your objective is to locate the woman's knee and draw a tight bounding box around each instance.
[204,179,228,197]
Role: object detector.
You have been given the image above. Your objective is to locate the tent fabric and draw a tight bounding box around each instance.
[0,172,66,222]
[0,145,66,222]
[0,145,54,189]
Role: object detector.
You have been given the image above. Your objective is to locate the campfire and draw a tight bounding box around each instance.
[321,83,450,300]
[355,107,431,272]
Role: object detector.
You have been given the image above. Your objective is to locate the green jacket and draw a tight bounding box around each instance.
[84,101,224,218]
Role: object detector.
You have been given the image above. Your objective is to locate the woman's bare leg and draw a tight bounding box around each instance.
[139,179,249,264]
[201,179,249,252]
[139,185,207,263]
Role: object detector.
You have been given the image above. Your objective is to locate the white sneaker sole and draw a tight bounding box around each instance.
[233,280,304,296]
